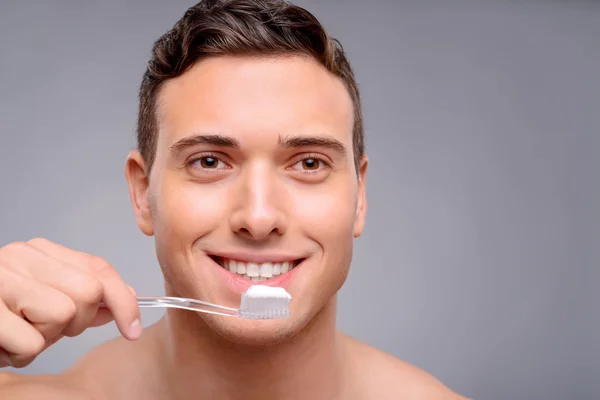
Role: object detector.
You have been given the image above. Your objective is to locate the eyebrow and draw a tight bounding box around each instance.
[169,134,240,154]
[168,133,347,156]
[278,134,347,155]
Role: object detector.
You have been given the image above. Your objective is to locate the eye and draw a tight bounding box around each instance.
[300,158,320,170]
[190,155,229,170]
[289,156,329,173]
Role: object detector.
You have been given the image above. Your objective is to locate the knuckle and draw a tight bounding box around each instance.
[0,241,29,258]
[70,275,103,305]
[26,237,51,247]
[50,297,77,325]
[87,256,115,276]
[6,241,29,250]
[15,334,46,360]
[29,335,46,356]
[0,242,33,277]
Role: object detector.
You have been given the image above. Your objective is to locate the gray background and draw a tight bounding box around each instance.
[0,0,598,399]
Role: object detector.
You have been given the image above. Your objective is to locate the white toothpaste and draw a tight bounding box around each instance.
[240,285,292,319]
[244,285,291,299]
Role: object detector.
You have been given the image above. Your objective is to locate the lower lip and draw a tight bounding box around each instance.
[212,258,302,295]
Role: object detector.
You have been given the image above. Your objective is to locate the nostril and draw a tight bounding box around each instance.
[236,226,281,241]
[237,228,255,239]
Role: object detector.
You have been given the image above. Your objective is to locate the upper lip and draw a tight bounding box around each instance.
[207,251,305,264]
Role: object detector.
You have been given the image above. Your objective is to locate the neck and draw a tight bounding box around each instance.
[154,296,343,400]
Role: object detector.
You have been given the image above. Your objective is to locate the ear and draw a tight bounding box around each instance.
[353,155,368,238]
[125,151,154,236]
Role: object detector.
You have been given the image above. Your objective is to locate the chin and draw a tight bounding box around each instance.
[199,310,311,347]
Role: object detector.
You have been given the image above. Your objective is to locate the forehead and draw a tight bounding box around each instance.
[156,55,354,148]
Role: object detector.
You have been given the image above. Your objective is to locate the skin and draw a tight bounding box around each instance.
[0,55,468,399]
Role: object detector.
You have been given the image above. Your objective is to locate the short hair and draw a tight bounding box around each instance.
[137,0,363,173]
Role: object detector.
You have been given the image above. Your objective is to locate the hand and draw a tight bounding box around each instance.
[0,238,141,368]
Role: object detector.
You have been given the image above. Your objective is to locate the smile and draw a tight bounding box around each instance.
[211,256,302,282]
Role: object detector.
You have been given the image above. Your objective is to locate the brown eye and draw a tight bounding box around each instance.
[200,157,218,168]
[289,156,329,174]
[191,155,228,170]
[302,158,320,170]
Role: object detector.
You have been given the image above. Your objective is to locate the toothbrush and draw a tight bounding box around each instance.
[102,285,292,319]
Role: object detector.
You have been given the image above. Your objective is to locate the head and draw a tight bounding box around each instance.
[126,0,367,345]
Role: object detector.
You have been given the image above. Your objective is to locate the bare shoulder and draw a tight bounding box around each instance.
[0,371,91,400]
[59,338,128,398]
[0,323,162,400]
[60,324,163,399]
[340,333,469,400]
[0,335,133,400]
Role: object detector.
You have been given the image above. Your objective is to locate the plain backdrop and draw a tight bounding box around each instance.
[0,1,598,399]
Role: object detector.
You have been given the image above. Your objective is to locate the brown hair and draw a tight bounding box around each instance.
[137,0,364,173]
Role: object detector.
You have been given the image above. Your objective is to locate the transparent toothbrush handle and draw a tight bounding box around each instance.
[100,296,240,318]
[136,296,240,317]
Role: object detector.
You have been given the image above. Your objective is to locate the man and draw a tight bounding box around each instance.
[0,1,468,398]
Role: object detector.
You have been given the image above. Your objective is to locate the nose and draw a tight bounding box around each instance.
[229,163,288,241]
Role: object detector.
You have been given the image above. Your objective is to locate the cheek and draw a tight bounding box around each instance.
[286,181,356,323]
[291,179,357,240]
[152,176,230,241]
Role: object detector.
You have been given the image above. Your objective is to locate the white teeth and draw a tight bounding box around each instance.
[260,263,273,278]
[221,258,297,280]
[236,263,246,274]
[228,260,237,273]
[246,263,260,277]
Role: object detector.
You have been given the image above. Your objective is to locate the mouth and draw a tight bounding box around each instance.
[210,256,303,282]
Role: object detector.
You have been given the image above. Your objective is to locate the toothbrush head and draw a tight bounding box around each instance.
[239,285,292,319]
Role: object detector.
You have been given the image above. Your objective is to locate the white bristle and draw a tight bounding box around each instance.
[240,285,292,319]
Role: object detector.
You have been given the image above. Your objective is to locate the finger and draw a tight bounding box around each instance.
[89,307,115,327]
[0,300,45,359]
[87,259,142,340]
[26,239,141,340]
[0,266,76,341]
[3,242,102,338]
[0,348,11,368]
[14,332,67,369]
[127,285,137,297]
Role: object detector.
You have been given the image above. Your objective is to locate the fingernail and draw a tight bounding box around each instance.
[129,318,142,340]
[127,285,137,297]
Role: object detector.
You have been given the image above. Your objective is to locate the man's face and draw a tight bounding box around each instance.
[127,55,367,344]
